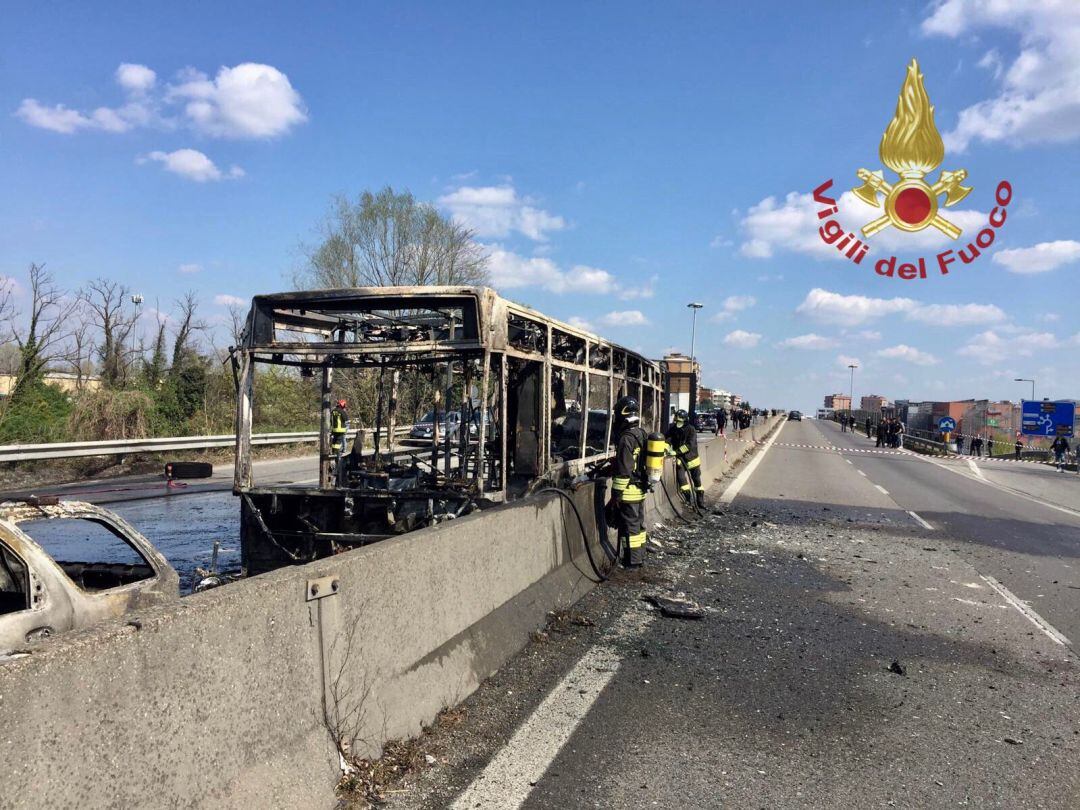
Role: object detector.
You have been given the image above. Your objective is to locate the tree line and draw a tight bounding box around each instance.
[0,187,488,445]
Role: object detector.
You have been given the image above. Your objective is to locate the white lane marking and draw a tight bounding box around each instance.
[966,458,985,480]
[980,575,1071,647]
[874,484,889,495]
[907,510,934,530]
[906,449,1080,520]
[845,459,853,464]
[719,421,784,504]
[450,643,626,809]
[857,470,866,477]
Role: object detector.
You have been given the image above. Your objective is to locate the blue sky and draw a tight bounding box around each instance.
[2,1,1079,412]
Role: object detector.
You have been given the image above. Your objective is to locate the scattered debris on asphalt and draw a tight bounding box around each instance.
[888,659,906,676]
[643,593,706,619]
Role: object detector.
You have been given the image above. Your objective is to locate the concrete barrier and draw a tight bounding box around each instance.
[0,416,782,809]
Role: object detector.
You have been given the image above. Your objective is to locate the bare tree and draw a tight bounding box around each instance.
[226,303,248,348]
[82,279,137,388]
[297,187,488,290]
[6,264,77,399]
[61,301,96,389]
[169,291,205,375]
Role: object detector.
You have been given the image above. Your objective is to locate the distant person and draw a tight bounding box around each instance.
[1014,436,1024,460]
[865,416,872,438]
[972,435,983,457]
[875,421,884,448]
[717,408,727,436]
[840,413,848,432]
[955,434,965,455]
[1051,436,1070,471]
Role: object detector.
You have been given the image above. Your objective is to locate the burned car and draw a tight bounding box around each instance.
[0,499,179,656]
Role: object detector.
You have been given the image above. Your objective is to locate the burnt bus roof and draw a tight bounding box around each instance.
[242,286,659,370]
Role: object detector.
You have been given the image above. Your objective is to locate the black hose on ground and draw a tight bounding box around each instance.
[538,486,613,583]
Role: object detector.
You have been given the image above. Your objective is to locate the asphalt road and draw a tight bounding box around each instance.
[789,418,1080,643]
[382,419,1079,809]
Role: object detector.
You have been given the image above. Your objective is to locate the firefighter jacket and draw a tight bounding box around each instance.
[612,424,648,503]
[665,421,701,470]
[330,406,349,450]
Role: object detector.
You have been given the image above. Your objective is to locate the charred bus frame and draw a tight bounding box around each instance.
[233,287,662,574]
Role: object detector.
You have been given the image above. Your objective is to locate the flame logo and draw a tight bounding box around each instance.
[851,58,970,239]
[880,59,945,178]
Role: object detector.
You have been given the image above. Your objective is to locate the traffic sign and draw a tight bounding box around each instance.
[1021,400,1075,437]
[986,418,999,427]
[937,416,956,432]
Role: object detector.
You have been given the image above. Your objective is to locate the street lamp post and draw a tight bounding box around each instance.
[130,294,144,384]
[1013,377,1035,402]
[847,363,858,417]
[688,303,703,416]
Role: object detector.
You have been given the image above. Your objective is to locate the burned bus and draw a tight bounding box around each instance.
[232,287,663,574]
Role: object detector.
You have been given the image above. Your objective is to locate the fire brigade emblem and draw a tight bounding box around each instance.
[852,59,972,240]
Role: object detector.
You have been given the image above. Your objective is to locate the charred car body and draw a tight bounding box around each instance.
[0,500,179,656]
[232,287,663,575]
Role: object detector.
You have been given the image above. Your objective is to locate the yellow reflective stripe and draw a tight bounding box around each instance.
[628,531,647,548]
[620,489,645,502]
[612,476,629,491]
[679,444,690,454]
[679,484,692,491]
[686,457,701,469]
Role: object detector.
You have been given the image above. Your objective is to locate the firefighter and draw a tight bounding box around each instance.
[330,398,349,462]
[611,395,650,567]
[665,408,705,508]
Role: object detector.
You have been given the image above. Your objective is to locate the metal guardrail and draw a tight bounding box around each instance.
[0,427,412,463]
[902,434,948,456]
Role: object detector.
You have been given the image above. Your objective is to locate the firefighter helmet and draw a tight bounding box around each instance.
[674,409,688,422]
[614,395,640,421]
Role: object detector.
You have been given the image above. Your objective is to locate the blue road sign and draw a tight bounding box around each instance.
[1021,400,1075,437]
[937,416,956,432]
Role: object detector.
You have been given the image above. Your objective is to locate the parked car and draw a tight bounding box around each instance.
[788,410,803,421]
[405,405,498,446]
[695,413,717,432]
[1,499,179,657]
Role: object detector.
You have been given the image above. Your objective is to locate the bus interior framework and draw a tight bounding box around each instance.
[232,286,663,575]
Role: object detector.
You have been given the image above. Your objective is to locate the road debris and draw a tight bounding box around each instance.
[643,593,706,619]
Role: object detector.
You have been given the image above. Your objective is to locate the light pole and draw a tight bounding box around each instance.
[847,363,858,416]
[688,303,703,415]
[1013,377,1035,402]
[130,294,143,383]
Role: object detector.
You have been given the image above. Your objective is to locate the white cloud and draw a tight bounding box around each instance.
[957,328,1060,365]
[723,295,756,312]
[738,189,986,260]
[922,1,1080,150]
[796,288,917,326]
[1038,313,1060,323]
[14,99,133,134]
[876,344,940,366]
[214,294,246,307]
[178,263,202,274]
[836,354,861,369]
[116,63,157,93]
[778,333,838,350]
[711,294,757,322]
[992,240,1080,274]
[600,310,650,327]
[566,316,594,332]
[723,329,761,348]
[139,149,245,182]
[853,329,882,341]
[17,62,306,141]
[483,246,617,295]
[796,288,1005,328]
[438,185,566,241]
[168,63,307,138]
[618,275,657,300]
[905,302,1007,326]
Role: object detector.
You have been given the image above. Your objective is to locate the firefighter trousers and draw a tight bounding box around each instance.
[616,489,647,567]
[676,461,703,499]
